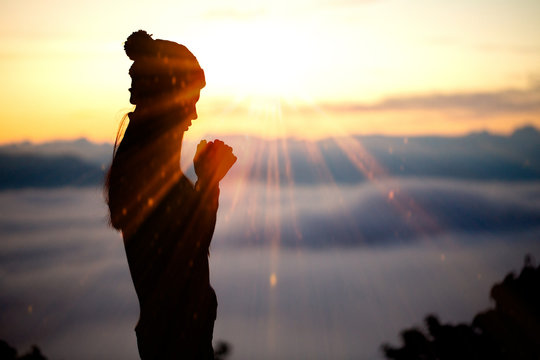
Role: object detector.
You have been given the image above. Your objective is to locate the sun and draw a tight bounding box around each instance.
[195,20,313,100]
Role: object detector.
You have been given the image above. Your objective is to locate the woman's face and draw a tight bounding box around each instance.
[177,90,200,130]
[129,61,203,130]
[186,91,200,120]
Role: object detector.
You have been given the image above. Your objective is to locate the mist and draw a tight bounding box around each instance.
[1,180,539,359]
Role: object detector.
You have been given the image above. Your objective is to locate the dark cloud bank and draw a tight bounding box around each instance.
[322,84,540,115]
[213,179,540,248]
[1,125,539,189]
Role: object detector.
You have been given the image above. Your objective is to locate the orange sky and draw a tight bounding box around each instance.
[0,0,539,143]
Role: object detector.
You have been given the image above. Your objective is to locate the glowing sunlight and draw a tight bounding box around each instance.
[2,2,540,360]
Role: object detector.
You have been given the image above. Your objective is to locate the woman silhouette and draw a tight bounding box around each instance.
[106,30,236,359]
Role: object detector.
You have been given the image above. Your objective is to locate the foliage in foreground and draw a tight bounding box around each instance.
[382,255,540,360]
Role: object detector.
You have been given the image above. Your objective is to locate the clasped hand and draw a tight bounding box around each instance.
[193,139,237,188]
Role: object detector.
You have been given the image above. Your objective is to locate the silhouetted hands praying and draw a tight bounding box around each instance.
[194,140,237,188]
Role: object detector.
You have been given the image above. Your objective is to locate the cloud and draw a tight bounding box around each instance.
[215,179,540,248]
[323,84,540,115]
[425,37,540,56]
[0,153,105,189]
[1,183,539,359]
[0,138,111,165]
[473,43,540,55]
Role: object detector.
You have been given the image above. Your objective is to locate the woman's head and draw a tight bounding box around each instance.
[125,30,205,121]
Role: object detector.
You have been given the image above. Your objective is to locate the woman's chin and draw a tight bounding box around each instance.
[182,120,192,131]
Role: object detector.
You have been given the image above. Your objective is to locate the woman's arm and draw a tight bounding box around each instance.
[192,139,236,250]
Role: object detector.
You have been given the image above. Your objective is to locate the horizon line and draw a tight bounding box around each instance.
[0,124,538,147]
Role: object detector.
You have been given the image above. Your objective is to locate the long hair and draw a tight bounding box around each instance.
[104,112,129,229]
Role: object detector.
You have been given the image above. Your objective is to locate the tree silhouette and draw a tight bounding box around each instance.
[0,340,48,360]
[382,255,540,360]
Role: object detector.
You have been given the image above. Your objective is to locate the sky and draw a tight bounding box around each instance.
[1,0,540,143]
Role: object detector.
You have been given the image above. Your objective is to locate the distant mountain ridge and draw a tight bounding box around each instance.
[0,138,112,165]
[0,126,539,190]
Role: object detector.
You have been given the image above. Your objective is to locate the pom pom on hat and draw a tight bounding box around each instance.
[124,30,155,60]
[124,30,206,103]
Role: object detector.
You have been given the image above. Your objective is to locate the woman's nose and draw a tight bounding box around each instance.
[189,103,198,120]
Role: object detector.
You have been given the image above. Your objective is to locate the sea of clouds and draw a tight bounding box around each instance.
[1,178,539,359]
